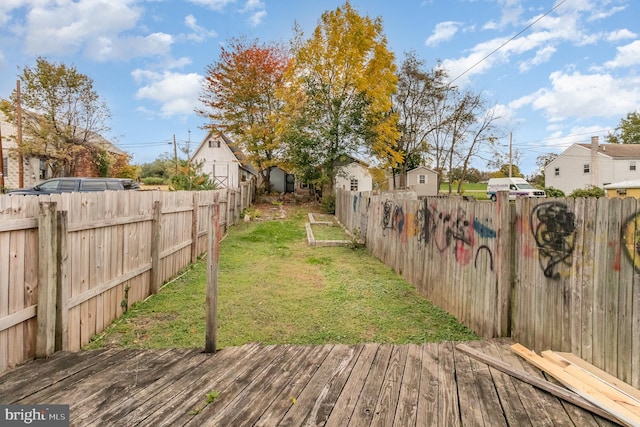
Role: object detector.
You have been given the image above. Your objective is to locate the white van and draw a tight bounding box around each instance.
[486,177,546,201]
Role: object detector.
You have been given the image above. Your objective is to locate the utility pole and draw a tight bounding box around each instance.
[16,80,24,187]
[172,134,178,174]
[509,132,513,178]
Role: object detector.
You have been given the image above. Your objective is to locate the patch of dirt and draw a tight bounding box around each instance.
[252,193,321,220]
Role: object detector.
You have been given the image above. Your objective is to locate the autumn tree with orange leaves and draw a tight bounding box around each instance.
[280,2,400,193]
[199,37,290,192]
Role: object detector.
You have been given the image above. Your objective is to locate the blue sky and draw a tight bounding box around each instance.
[1,0,639,175]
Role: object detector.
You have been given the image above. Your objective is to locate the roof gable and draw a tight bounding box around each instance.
[575,143,640,159]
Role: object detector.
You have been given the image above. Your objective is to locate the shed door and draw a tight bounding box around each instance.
[285,174,295,193]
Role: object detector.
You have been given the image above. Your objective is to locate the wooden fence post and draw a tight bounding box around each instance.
[55,210,69,351]
[36,201,57,358]
[191,192,200,264]
[205,193,220,353]
[496,191,513,337]
[150,200,162,295]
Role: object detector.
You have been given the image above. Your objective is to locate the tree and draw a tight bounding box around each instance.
[490,164,524,178]
[281,1,400,193]
[391,52,447,189]
[531,152,558,187]
[607,111,640,144]
[1,57,113,177]
[199,37,290,193]
[170,159,216,191]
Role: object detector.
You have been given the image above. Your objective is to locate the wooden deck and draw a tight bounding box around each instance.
[0,339,620,426]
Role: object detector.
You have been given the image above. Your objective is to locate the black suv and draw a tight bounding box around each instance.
[8,177,139,195]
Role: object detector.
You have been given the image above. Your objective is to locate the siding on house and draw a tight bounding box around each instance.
[335,162,372,192]
[389,166,438,197]
[191,132,256,189]
[604,180,640,199]
[1,114,127,190]
[545,137,640,195]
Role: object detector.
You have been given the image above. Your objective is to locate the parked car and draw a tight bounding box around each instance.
[8,177,138,195]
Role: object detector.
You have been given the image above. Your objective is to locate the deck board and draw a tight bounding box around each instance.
[0,339,622,426]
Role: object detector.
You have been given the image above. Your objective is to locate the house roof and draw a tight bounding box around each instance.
[603,179,640,189]
[194,130,257,176]
[576,143,640,159]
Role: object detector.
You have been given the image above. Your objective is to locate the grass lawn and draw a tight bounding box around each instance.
[440,182,488,200]
[85,204,477,350]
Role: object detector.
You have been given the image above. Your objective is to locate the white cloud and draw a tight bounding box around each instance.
[425,21,461,47]
[247,10,266,27]
[23,0,143,56]
[604,40,640,68]
[184,14,218,42]
[187,0,236,11]
[518,45,556,72]
[510,71,640,121]
[87,32,173,62]
[606,29,636,42]
[132,69,204,118]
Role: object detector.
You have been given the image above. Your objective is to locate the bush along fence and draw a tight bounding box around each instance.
[336,189,640,389]
[0,183,253,374]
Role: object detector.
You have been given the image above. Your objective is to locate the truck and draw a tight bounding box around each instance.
[486,177,546,201]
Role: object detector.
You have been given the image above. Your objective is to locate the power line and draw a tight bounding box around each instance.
[448,0,568,85]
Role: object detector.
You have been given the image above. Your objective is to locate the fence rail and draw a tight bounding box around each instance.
[0,184,253,374]
[336,189,640,388]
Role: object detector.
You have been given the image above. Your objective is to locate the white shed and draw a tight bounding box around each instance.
[335,161,372,192]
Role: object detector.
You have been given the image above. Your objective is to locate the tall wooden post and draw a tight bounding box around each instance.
[0,123,5,190]
[205,193,220,353]
[150,201,162,294]
[37,202,57,358]
[55,211,69,351]
[190,192,200,263]
[16,80,24,188]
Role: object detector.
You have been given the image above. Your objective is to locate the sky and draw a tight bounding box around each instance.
[0,0,639,176]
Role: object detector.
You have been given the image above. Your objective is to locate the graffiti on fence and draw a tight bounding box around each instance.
[473,218,496,239]
[622,213,640,272]
[530,202,576,279]
[474,245,494,271]
[381,199,406,237]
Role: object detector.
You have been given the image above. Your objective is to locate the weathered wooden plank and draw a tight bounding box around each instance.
[110,345,258,426]
[278,344,364,427]
[254,344,332,427]
[617,197,636,386]
[17,349,148,405]
[369,345,408,426]
[416,342,459,426]
[0,349,116,402]
[152,344,286,427]
[203,345,322,427]
[394,343,422,426]
[604,197,622,376]
[70,349,196,425]
[512,343,638,426]
[325,343,379,427]
[455,349,490,425]
[346,344,393,427]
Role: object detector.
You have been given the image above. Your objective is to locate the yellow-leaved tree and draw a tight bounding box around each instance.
[280,1,401,193]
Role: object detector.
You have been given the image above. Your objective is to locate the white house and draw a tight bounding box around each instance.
[335,161,372,192]
[545,136,640,195]
[191,131,257,189]
[389,166,439,197]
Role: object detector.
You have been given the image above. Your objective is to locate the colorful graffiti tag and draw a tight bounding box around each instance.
[622,213,640,272]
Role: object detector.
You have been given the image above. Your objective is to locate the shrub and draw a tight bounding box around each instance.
[544,186,565,198]
[321,194,336,214]
[142,177,167,186]
[569,186,605,198]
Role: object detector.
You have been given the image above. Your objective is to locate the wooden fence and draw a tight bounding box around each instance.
[0,184,253,374]
[336,189,640,388]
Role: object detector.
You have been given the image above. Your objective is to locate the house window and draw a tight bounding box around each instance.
[617,188,627,196]
[418,174,426,184]
[631,161,636,171]
[583,164,590,174]
[350,178,358,191]
[208,140,221,148]
[554,167,560,176]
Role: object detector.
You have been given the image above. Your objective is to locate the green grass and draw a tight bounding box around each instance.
[439,182,488,200]
[310,224,350,241]
[85,206,477,350]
